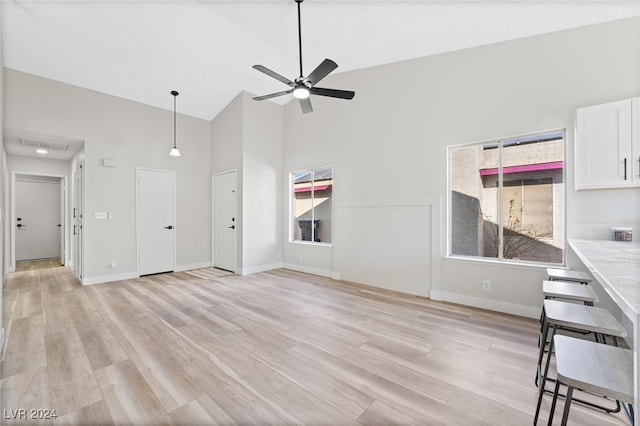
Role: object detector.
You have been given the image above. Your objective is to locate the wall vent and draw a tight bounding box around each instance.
[20,138,70,152]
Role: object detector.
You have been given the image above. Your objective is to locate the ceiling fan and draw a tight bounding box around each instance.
[252,0,355,114]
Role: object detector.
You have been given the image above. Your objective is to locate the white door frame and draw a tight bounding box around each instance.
[212,170,237,273]
[71,160,84,280]
[10,171,68,272]
[136,167,176,276]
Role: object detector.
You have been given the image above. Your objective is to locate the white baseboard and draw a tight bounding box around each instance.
[430,290,540,319]
[82,272,139,286]
[175,261,211,272]
[240,262,283,276]
[282,263,333,279]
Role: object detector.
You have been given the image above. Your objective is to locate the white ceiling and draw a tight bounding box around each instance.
[3,0,640,123]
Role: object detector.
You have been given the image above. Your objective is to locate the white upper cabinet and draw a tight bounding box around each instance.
[575,97,640,190]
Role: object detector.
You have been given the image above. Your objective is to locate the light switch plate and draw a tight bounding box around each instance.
[95,211,107,219]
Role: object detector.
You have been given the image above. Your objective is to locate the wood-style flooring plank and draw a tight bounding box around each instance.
[2,315,47,379]
[137,356,201,413]
[167,395,228,426]
[0,367,50,413]
[48,373,103,417]
[44,330,94,386]
[181,357,297,425]
[94,359,171,425]
[74,319,129,371]
[52,400,115,426]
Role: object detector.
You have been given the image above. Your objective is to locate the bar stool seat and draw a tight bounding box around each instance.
[543,280,599,306]
[540,300,627,354]
[534,300,628,424]
[547,268,592,284]
[536,300,627,384]
[549,335,634,426]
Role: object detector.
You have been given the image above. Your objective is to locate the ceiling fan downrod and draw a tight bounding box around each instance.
[296,0,304,79]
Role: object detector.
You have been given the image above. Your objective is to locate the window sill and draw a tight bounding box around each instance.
[445,254,565,270]
[288,240,333,247]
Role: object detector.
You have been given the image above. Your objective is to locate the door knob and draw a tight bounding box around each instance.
[164,225,174,230]
[228,225,235,229]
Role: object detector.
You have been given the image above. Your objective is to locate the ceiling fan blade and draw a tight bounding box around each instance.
[310,87,355,100]
[253,89,294,101]
[253,65,295,87]
[306,59,338,86]
[299,97,313,114]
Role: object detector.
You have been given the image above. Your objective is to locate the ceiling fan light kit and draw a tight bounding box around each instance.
[252,0,355,114]
[293,87,310,99]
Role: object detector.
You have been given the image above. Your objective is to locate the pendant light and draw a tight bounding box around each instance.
[169,90,181,157]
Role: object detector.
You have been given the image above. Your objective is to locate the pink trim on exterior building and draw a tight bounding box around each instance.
[479,161,564,176]
[294,184,331,193]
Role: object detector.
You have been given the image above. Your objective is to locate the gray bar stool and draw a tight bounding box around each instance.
[543,280,598,306]
[546,268,592,284]
[534,300,627,424]
[538,281,600,347]
[547,335,634,426]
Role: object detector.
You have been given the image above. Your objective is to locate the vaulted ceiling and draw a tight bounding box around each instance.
[3,1,639,121]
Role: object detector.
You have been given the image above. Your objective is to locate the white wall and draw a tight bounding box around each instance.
[7,154,70,177]
[281,17,640,317]
[242,92,283,274]
[4,70,212,283]
[0,9,4,350]
[210,91,284,274]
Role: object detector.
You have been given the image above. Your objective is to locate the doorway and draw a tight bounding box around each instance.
[137,168,176,276]
[10,172,67,271]
[212,170,236,273]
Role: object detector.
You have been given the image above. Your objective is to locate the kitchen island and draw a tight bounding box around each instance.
[569,238,640,425]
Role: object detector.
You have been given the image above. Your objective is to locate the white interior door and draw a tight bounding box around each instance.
[15,179,61,261]
[138,168,175,275]
[73,162,84,279]
[212,171,236,272]
[59,182,65,265]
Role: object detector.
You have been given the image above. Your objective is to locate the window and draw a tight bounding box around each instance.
[291,167,332,243]
[449,131,564,264]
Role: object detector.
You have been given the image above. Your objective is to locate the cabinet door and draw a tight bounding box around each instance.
[575,99,633,189]
[632,97,640,185]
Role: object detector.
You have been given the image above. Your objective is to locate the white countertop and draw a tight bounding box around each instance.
[568,239,640,322]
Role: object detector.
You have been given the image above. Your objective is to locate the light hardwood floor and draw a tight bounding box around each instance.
[1,261,630,425]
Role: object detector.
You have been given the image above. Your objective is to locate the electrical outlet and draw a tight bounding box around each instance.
[95,211,107,219]
[447,282,454,290]
[482,280,491,291]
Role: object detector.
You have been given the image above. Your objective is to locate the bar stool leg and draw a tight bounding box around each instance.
[545,380,562,426]
[536,314,551,387]
[560,386,574,426]
[534,326,557,425]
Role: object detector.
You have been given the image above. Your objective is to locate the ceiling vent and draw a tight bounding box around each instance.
[20,138,70,152]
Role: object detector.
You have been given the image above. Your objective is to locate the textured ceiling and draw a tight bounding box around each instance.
[3,1,639,121]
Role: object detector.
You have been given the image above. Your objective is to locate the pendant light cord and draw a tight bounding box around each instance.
[171,90,179,149]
